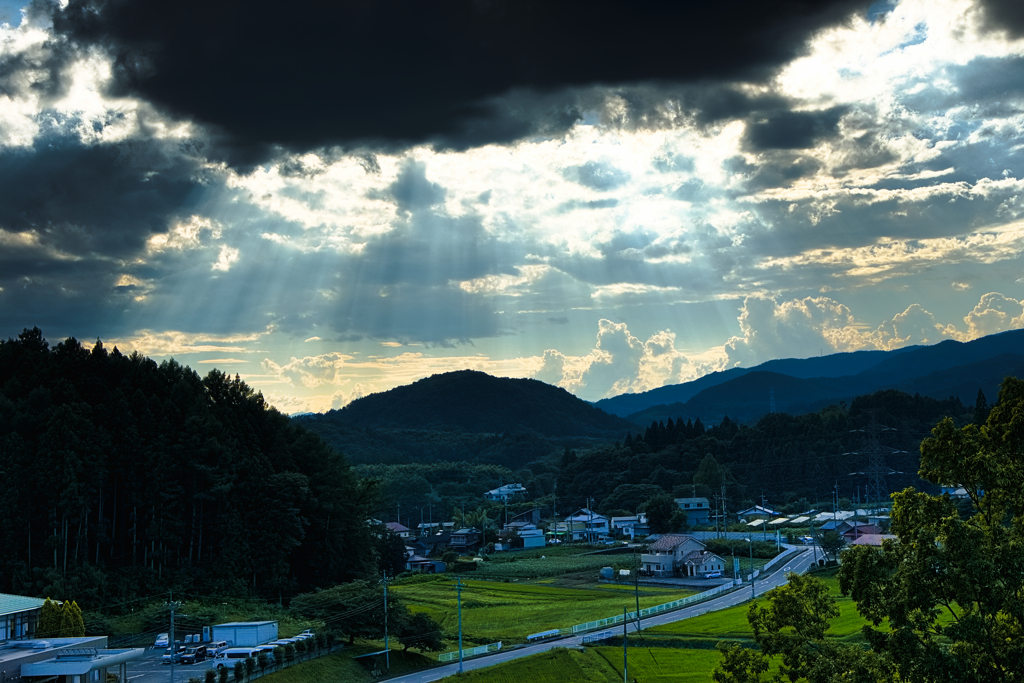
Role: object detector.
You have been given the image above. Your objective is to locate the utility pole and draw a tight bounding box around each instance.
[623,607,628,683]
[749,539,755,600]
[382,573,390,671]
[761,492,767,542]
[721,485,727,539]
[455,576,465,673]
[167,595,182,683]
[633,549,641,633]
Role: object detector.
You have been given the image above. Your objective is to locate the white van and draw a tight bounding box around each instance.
[211,647,261,669]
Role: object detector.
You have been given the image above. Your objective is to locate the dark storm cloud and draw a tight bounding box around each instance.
[978,0,1024,38]
[50,0,871,165]
[0,138,206,259]
[744,107,849,150]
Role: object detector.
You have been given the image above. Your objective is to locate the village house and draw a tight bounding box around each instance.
[562,508,610,542]
[450,527,482,553]
[640,534,726,578]
[674,497,711,526]
[484,483,528,501]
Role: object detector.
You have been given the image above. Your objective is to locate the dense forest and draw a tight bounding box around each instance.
[0,328,382,606]
[347,389,980,523]
[555,390,976,514]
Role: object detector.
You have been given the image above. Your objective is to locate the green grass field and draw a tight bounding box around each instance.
[644,570,879,643]
[433,646,738,683]
[256,646,435,683]
[392,577,695,644]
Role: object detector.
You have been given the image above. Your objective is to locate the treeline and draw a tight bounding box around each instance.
[354,460,561,525]
[556,390,974,514]
[0,328,381,607]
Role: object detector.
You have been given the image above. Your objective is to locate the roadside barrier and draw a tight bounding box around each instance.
[438,642,501,662]
[580,630,616,644]
[569,581,736,634]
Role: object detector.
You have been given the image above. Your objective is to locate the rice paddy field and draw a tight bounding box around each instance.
[391,576,696,644]
[432,646,749,683]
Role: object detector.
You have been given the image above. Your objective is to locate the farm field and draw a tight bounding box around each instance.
[471,551,632,580]
[392,577,696,644]
[432,646,736,683]
[644,570,882,644]
[257,646,436,683]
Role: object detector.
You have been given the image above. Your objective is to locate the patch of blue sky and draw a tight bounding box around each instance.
[866,0,897,24]
[0,0,25,27]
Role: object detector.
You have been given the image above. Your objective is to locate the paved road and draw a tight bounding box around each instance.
[129,648,217,683]
[386,549,817,683]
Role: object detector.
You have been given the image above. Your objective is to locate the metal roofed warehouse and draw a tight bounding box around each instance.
[211,622,278,647]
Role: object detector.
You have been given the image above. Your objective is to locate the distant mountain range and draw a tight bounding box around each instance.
[595,329,1024,424]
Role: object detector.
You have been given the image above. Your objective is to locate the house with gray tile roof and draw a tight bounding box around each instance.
[640,534,726,578]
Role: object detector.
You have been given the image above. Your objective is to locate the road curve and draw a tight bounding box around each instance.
[385,549,817,683]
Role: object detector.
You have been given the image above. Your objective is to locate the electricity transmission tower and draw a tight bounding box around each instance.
[845,419,906,510]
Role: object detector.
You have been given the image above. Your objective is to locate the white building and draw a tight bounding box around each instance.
[484,483,528,501]
[563,508,610,542]
[641,534,725,578]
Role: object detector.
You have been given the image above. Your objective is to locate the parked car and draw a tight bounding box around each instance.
[253,645,276,662]
[181,645,207,665]
[162,647,184,664]
[211,648,262,669]
[154,634,170,649]
[703,571,723,579]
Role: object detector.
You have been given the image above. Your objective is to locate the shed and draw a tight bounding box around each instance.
[212,622,278,647]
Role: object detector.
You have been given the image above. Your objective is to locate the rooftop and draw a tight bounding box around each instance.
[0,593,46,618]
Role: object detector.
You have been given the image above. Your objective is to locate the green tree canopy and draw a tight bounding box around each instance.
[837,376,1024,683]
[641,493,686,534]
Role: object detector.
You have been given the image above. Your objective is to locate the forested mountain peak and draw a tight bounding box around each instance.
[314,369,634,437]
[0,328,377,603]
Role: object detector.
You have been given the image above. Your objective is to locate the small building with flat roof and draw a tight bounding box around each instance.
[0,637,111,683]
[211,622,278,647]
[21,646,144,683]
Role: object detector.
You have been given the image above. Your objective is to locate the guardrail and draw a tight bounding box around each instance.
[570,581,737,634]
[438,642,502,662]
[760,545,800,573]
[580,630,616,644]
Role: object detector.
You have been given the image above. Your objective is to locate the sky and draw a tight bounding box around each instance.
[2,0,1024,413]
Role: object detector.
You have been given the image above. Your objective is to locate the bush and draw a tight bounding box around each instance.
[256,652,269,671]
[233,661,245,683]
[273,646,284,664]
[284,644,296,663]
[188,677,201,683]
[218,665,229,683]
[244,657,255,677]
[205,669,216,683]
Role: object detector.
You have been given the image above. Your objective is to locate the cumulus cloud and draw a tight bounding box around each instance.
[948,292,1024,339]
[869,304,945,350]
[724,295,866,367]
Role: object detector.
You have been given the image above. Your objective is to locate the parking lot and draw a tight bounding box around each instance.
[128,647,217,683]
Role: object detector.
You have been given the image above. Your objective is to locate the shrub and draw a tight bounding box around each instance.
[218,665,229,683]
[244,657,255,677]
[256,653,268,671]
[205,669,216,683]
[233,661,245,683]
[273,646,284,664]
[284,644,296,663]
[188,677,201,683]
